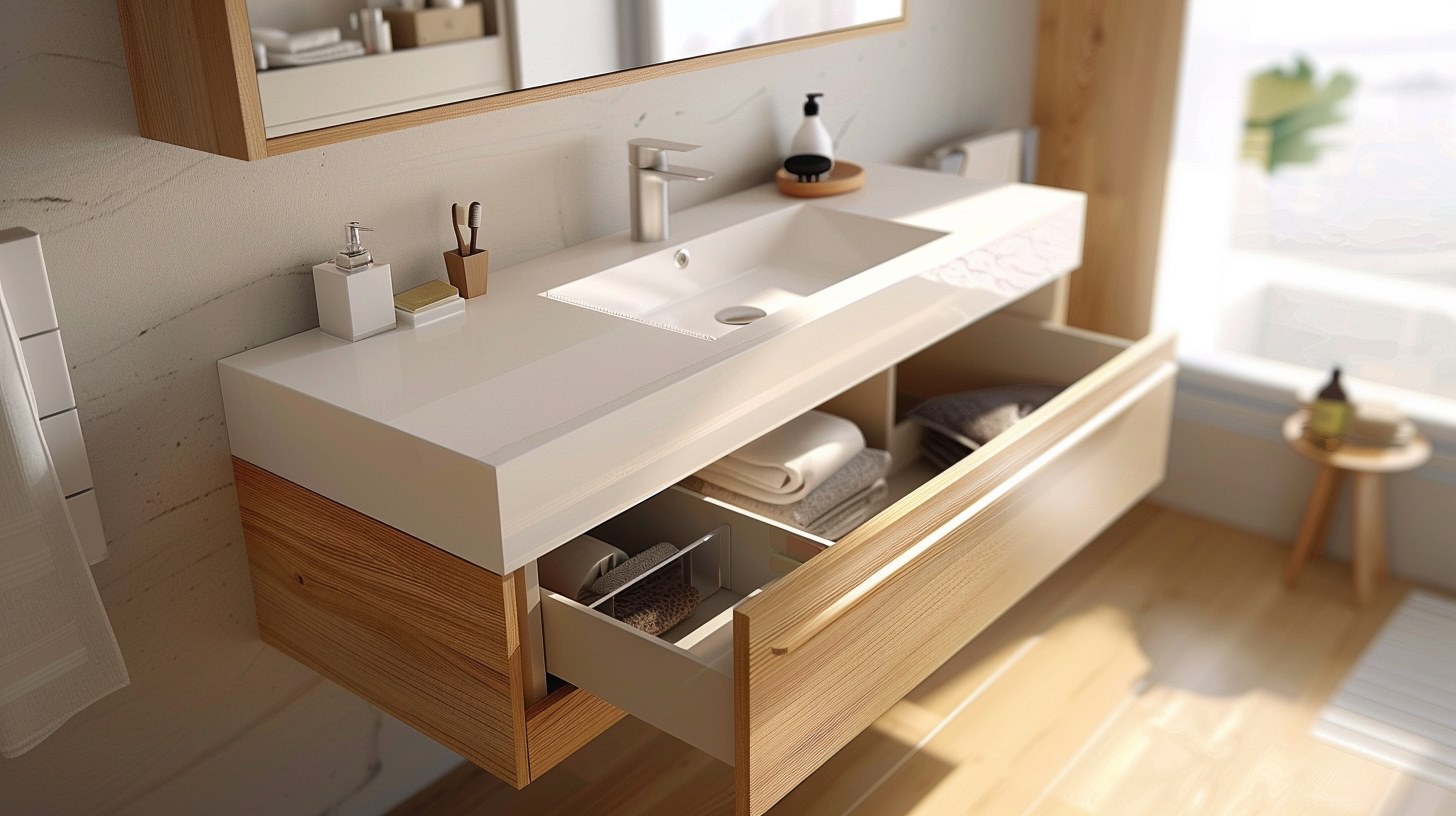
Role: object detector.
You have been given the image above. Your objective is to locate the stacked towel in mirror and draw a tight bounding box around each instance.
[251,27,365,67]
[687,410,891,540]
[908,385,1063,470]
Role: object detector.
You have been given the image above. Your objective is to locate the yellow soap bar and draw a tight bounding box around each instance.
[394,280,459,312]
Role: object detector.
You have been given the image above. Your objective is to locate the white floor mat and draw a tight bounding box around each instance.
[1315,591,1456,790]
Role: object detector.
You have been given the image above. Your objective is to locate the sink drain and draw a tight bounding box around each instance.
[715,306,767,326]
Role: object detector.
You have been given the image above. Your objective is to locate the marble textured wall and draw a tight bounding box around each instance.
[0,1,1035,812]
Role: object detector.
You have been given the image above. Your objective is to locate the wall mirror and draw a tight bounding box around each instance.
[118,0,907,161]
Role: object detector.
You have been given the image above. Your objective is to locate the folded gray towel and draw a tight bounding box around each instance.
[920,429,972,471]
[683,449,892,539]
[813,479,889,540]
[908,385,1062,451]
[588,542,679,598]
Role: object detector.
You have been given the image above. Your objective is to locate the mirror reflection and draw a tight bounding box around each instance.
[248,1,904,138]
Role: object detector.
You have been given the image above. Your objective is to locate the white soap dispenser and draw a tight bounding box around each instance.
[789,93,834,168]
[312,222,396,342]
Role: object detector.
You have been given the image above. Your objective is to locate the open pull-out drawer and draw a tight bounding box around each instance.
[541,314,1177,816]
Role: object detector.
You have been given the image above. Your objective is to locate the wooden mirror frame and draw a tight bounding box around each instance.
[117,1,907,161]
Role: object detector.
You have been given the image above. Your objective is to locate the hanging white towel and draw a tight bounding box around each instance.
[0,293,126,757]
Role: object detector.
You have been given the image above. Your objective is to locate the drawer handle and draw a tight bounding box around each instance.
[770,542,927,655]
[769,362,1174,656]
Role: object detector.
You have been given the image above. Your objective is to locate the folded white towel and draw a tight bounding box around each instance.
[251,27,343,54]
[695,411,864,506]
[684,449,892,540]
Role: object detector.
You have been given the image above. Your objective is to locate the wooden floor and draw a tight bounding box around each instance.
[389,504,1456,816]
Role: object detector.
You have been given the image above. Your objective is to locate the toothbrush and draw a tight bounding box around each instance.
[452,203,467,256]
[468,201,482,256]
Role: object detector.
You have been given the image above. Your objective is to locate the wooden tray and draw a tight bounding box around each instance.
[775,161,865,198]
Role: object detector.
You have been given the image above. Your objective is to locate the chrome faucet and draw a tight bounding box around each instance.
[628,138,714,243]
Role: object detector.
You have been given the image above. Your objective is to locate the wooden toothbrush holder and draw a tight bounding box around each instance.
[444,249,488,298]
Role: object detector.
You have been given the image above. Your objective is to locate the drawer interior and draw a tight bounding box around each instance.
[540,487,800,764]
[538,311,1145,764]
[678,312,1134,549]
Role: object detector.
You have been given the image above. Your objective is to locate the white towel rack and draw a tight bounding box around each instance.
[0,227,107,564]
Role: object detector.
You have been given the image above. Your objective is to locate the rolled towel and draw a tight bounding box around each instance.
[613,571,700,636]
[587,542,680,599]
[696,411,865,505]
[684,449,892,539]
[908,385,1062,452]
[537,534,627,602]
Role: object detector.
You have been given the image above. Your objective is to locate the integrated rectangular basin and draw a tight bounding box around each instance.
[541,204,946,340]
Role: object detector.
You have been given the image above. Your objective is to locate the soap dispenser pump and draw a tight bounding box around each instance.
[313,221,396,342]
[789,92,834,168]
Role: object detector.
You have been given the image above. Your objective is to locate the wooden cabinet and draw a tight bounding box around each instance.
[234,308,1176,814]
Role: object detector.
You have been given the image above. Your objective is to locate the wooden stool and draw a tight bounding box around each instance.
[1282,411,1431,604]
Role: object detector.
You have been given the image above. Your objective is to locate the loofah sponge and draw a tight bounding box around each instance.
[614,571,701,637]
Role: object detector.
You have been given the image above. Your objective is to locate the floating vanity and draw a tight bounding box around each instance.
[219,163,1175,816]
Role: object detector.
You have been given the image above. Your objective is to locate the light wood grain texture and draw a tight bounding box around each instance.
[444,249,489,298]
[116,0,266,160]
[1033,0,1188,338]
[1352,473,1386,605]
[1285,464,1345,586]
[117,1,903,160]
[387,504,1455,816]
[234,457,531,787]
[732,329,1177,815]
[524,686,625,782]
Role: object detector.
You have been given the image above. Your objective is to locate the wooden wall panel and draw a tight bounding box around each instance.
[1033,0,1188,339]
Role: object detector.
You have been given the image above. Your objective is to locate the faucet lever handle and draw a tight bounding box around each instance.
[628,137,701,168]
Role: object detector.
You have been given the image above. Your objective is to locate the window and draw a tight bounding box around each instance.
[1157,0,1456,407]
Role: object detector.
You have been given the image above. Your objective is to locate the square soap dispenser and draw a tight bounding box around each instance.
[313,221,396,342]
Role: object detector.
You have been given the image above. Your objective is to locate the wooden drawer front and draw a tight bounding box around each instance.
[733,331,1176,816]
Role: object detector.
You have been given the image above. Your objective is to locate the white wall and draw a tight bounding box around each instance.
[0,0,1036,813]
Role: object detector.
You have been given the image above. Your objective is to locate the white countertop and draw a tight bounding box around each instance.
[220,163,1086,573]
